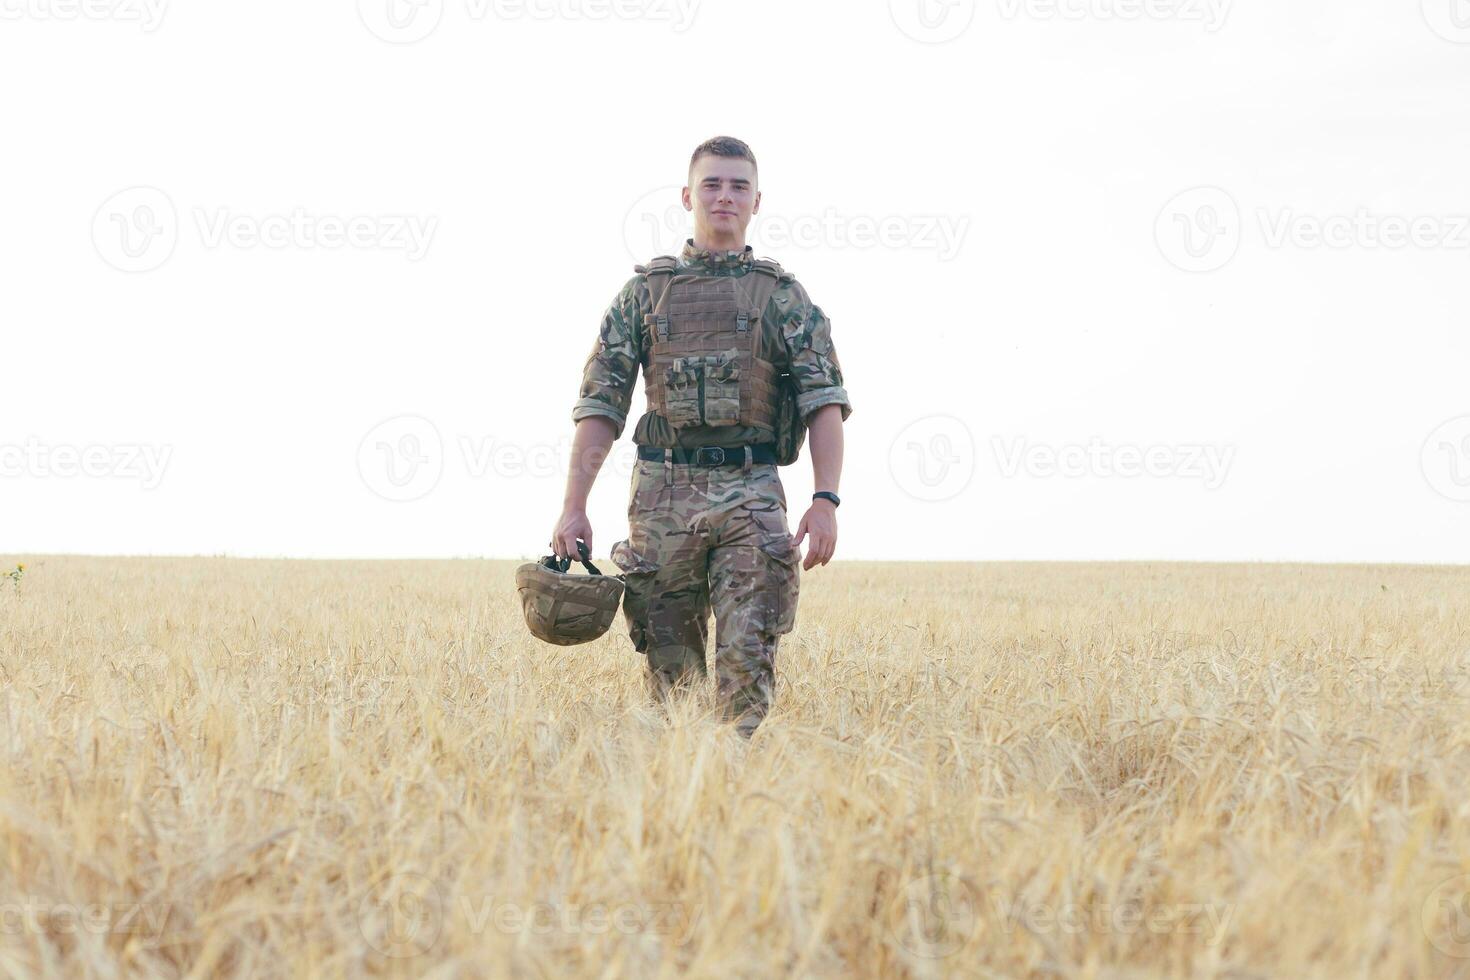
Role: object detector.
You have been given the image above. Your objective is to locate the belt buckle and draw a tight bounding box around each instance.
[695,446,726,466]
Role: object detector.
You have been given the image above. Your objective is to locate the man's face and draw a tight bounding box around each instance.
[684,155,760,243]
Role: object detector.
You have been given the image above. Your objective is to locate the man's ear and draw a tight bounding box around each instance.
[681,186,692,211]
[752,190,761,214]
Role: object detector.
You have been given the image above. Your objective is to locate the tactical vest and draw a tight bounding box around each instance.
[636,255,790,435]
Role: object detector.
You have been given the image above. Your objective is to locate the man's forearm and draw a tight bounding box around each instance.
[807,403,844,493]
[563,416,617,510]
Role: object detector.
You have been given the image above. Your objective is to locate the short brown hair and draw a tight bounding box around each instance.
[688,136,758,183]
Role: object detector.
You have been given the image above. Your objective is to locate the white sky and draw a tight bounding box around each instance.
[4,0,1470,563]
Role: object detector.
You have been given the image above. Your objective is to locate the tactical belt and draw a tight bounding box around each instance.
[637,443,778,467]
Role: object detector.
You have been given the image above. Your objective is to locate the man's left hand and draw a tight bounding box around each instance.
[791,500,837,570]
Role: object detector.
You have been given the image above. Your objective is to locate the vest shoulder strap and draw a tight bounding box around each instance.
[752,257,793,281]
[635,255,680,313]
[743,258,791,323]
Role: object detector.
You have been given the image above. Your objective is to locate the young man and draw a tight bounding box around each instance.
[550,136,851,736]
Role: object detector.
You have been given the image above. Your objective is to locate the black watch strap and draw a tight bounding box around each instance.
[812,491,841,507]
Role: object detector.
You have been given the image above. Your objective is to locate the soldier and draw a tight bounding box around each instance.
[549,136,851,736]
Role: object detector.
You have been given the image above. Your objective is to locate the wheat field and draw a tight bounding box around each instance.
[1,556,1469,978]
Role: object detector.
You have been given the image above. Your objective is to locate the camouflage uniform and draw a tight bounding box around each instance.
[573,239,851,732]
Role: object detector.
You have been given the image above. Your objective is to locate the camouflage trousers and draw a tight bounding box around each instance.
[610,458,800,734]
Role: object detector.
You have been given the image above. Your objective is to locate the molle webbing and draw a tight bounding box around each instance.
[640,258,785,431]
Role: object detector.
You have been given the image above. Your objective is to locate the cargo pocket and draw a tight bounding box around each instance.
[629,460,666,518]
[663,358,704,428]
[701,352,741,427]
[757,536,801,635]
[611,538,660,653]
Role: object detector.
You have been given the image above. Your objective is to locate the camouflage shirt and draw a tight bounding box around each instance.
[572,239,852,449]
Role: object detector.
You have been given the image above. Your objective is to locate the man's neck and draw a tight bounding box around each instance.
[691,232,746,253]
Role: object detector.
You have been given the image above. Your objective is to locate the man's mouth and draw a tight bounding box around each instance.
[713,210,736,217]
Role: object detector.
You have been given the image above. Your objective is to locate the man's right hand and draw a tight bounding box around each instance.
[552,417,617,560]
[550,508,594,561]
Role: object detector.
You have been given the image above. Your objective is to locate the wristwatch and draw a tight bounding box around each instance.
[812,491,841,508]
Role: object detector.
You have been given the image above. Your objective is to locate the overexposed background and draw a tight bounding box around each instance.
[4,0,1470,562]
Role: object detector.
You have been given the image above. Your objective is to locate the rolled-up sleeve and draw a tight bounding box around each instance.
[571,276,643,438]
[778,282,852,422]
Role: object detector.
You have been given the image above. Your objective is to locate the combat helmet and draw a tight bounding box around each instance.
[515,541,625,645]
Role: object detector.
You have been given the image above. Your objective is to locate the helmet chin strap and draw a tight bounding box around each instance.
[541,539,605,576]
